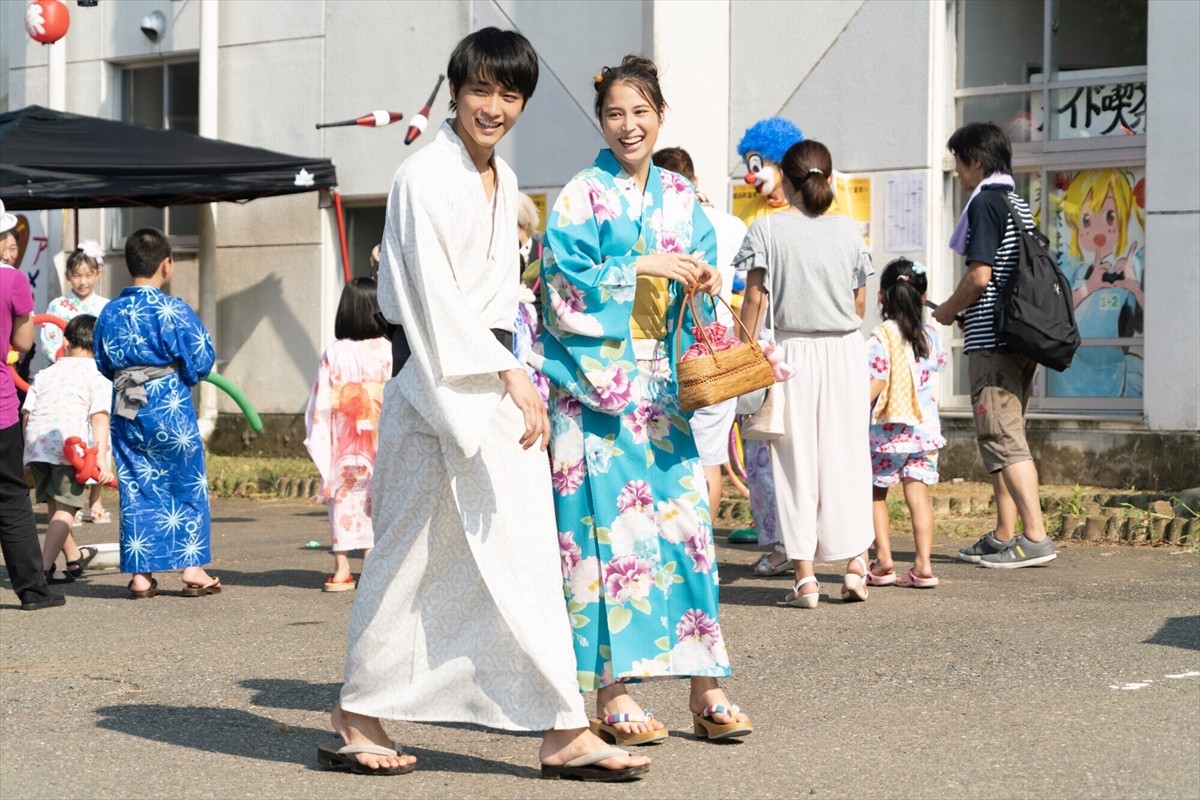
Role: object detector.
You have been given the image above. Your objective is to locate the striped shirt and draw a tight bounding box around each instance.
[962,185,1035,353]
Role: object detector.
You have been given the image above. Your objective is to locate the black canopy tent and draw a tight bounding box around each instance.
[0,105,337,210]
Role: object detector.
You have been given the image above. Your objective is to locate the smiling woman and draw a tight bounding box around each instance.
[536,53,753,751]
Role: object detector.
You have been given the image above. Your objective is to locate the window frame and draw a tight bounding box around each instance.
[943,0,1148,418]
[108,56,202,253]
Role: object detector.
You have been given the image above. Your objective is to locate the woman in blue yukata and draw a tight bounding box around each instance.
[535,55,753,746]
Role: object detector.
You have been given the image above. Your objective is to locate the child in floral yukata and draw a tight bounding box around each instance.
[866,258,947,589]
[22,314,113,584]
[42,242,112,525]
[304,278,390,592]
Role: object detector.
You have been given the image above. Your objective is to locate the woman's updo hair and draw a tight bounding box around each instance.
[593,55,667,121]
[780,139,835,215]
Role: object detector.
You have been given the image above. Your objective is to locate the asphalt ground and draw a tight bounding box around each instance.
[2,495,1197,800]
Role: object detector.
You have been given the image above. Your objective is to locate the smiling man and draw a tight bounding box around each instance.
[318,28,648,782]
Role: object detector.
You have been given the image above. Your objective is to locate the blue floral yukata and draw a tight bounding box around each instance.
[536,150,733,690]
[94,287,215,573]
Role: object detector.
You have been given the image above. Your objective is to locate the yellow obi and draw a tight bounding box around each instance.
[630,275,669,340]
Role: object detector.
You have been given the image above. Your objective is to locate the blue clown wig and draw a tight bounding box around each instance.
[737,117,804,162]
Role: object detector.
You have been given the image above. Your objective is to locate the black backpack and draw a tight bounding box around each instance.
[994,194,1081,372]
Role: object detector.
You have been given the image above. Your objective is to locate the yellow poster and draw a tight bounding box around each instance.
[526,191,548,234]
[730,182,760,221]
[831,172,871,247]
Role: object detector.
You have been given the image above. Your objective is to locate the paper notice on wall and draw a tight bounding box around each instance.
[830,172,871,247]
[884,172,926,253]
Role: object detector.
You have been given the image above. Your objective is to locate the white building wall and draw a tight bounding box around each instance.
[2,0,1196,436]
[1144,0,1200,431]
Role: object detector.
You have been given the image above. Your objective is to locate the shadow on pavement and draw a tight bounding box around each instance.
[242,679,340,711]
[95,704,329,764]
[1144,615,1200,651]
[94,704,533,776]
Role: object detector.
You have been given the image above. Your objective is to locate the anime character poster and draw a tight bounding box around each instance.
[1047,168,1146,398]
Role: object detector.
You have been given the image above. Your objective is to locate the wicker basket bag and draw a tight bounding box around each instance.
[675,287,775,412]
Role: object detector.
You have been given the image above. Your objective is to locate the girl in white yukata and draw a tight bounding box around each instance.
[304,278,390,592]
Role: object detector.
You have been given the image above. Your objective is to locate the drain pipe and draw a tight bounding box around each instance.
[197,0,219,441]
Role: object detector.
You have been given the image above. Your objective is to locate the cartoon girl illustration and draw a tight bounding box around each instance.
[1048,169,1145,398]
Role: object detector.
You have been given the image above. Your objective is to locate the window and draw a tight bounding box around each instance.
[113,61,200,248]
[345,205,387,280]
[948,0,1147,413]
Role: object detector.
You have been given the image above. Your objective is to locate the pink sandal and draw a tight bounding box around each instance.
[865,560,897,586]
[896,568,939,588]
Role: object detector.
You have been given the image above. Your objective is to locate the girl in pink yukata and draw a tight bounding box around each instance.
[304,278,392,592]
[865,258,947,589]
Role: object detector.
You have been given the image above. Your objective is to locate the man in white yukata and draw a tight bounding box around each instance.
[318,28,649,782]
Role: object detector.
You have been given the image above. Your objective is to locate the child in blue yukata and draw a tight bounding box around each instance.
[94,228,218,600]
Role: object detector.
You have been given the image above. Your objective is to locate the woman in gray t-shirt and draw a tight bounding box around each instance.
[735,139,875,609]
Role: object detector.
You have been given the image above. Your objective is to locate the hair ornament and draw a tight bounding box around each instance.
[594,73,604,85]
[76,239,105,264]
[807,168,824,175]
[910,261,926,275]
[897,274,910,282]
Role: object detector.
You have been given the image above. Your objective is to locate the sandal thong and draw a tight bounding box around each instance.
[897,568,939,589]
[784,575,819,608]
[316,741,415,775]
[692,704,753,740]
[324,574,357,592]
[541,746,648,782]
[128,577,158,599]
[181,578,222,597]
[842,555,869,602]
[589,710,668,746]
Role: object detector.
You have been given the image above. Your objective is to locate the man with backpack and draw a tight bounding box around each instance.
[933,122,1057,569]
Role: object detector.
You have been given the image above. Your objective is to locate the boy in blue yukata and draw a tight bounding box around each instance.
[94,228,219,599]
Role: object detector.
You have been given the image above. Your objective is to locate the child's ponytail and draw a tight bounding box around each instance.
[878,258,930,360]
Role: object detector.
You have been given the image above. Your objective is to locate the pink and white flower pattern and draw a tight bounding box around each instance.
[617,480,654,513]
[604,554,654,603]
[868,322,947,456]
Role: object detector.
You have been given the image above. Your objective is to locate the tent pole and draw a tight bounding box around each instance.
[197,0,220,443]
[333,190,351,284]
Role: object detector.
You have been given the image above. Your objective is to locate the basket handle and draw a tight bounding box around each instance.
[674,285,764,363]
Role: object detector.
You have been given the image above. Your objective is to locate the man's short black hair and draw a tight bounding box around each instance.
[447,27,539,110]
[64,314,97,352]
[947,122,1013,176]
[124,227,171,278]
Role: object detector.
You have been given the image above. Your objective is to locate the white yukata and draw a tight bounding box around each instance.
[340,121,588,732]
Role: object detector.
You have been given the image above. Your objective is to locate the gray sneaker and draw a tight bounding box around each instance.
[958,531,1014,563]
[979,534,1057,569]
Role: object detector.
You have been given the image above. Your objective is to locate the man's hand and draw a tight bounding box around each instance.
[932,302,958,327]
[500,368,550,451]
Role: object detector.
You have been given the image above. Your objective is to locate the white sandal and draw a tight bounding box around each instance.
[842,555,869,602]
[752,544,793,577]
[784,575,819,608]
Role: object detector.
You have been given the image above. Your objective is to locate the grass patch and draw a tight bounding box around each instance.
[206,454,319,497]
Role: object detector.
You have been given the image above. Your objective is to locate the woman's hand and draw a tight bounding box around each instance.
[500,368,551,451]
[636,252,703,287]
[695,263,722,297]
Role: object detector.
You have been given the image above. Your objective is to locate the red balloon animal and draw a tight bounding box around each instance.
[63,436,118,488]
